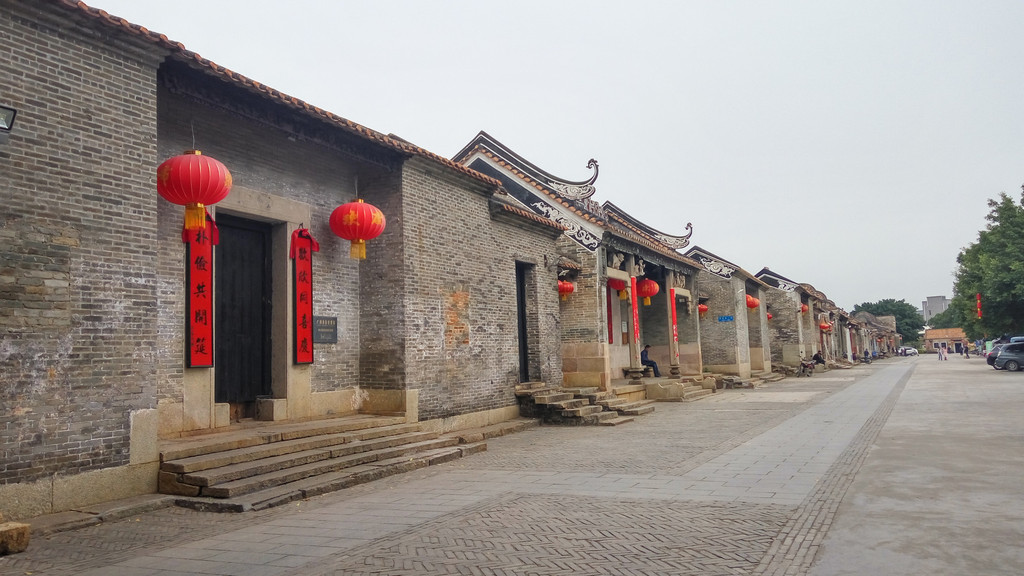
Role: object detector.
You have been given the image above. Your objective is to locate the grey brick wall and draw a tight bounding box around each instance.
[155,77,380,398]
[1,5,161,484]
[394,166,562,420]
[764,289,802,365]
[557,239,600,343]
[698,274,750,366]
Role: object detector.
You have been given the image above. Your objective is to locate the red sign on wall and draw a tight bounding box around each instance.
[290,228,319,364]
[184,213,218,367]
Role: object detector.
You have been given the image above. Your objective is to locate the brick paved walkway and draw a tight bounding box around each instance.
[1,361,917,575]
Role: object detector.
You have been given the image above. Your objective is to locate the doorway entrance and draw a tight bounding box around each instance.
[515,262,531,383]
[215,214,273,420]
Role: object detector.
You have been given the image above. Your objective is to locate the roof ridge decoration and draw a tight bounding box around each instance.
[756,268,799,292]
[547,159,599,200]
[698,256,736,279]
[685,247,737,279]
[603,202,693,252]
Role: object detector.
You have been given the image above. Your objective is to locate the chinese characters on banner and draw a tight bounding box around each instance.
[184,212,218,367]
[290,228,319,364]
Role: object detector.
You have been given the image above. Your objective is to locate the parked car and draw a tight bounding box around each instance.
[900,346,919,356]
[987,344,1006,367]
[993,343,1024,371]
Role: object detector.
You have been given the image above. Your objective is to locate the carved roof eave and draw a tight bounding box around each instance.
[604,231,700,274]
[603,202,694,252]
[684,246,768,287]
[453,131,599,188]
[755,267,811,295]
[465,147,606,225]
[488,196,567,239]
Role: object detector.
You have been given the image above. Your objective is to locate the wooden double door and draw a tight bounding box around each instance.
[214,214,272,420]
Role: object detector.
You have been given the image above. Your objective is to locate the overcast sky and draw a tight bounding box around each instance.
[91,1,1024,311]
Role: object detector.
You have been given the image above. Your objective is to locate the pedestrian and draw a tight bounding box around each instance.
[640,344,661,377]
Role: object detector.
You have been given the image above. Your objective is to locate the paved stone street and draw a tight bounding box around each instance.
[3,356,1022,575]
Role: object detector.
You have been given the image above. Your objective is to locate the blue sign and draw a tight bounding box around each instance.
[718,315,734,322]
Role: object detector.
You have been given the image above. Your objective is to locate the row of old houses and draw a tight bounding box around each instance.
[0,1,899,520]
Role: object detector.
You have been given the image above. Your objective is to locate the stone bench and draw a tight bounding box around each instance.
[622,366,655,378]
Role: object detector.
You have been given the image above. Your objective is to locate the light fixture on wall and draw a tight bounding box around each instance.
[0,104,17,145]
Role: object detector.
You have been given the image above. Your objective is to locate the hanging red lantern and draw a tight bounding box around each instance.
[636,278,659,305]
[157,150,232,230]
[558,280,575,301]
[767,312,773,320]
[607,278,628,300]
[329,199,386,259]
[697,303,709,315]
[801,303,809,313]
[819,321,831,331]
[746,295,759,309]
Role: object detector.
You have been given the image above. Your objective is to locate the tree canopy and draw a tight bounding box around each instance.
[951,191,1024,341]
[925,307,959,330]
[852,299,925,344]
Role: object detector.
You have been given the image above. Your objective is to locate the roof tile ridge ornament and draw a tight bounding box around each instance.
[652,222,694,250]
[548,159,599,200]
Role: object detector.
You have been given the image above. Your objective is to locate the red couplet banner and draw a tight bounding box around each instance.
[670,288,679,361]
[184,215,217,367]
[290,228,319,364]
[631,276,641,364]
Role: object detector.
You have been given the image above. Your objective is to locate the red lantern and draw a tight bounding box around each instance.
[157,150,232,230]
[746,295,759,309]
[767,313,773,320]
[819,322,831,331]
[607,278,628,300]
[801,303,809,313]
[637,278,659,305]
[558,280,575,301]
[329,199,386,259]
[697,303,709,315]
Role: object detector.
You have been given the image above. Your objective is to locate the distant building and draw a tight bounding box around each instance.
[922,296,950,322]
[924,328,967,354]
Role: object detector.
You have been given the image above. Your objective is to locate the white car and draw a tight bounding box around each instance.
[900,347,919,356]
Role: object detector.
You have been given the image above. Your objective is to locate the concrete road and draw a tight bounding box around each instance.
[808,354,1024,576]
[2,355,1021,575]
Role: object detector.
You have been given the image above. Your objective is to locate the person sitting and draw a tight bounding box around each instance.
[640,344,661,377]
[812,351,825,365]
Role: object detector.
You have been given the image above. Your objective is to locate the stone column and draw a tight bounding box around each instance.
[625,256,644,380]
[667,271,681,376]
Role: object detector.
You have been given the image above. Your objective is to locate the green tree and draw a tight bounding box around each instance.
[926,307,959,329]
[852,299,926,344]
[951,191,1024,340]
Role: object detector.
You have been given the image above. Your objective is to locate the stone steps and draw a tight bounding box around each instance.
[681,386,714,401]
[157,416,497,510]
[616,400,656,416]
[162,422,424,474]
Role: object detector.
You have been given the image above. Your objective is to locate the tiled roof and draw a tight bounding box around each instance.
[495,202,567,233]
[63,1,500,189]
[924,328,966,339]
[474,147,605,225]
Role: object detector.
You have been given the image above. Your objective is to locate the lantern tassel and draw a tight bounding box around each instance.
[619,290,627,300]
[184,203,207,230]
[349,239,367,260]
[643,297,651,306]
[560,293,568,301]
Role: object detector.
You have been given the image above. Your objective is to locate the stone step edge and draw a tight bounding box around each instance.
[160,415,410,462]
[178,430,443,487]
[199,437,462,498]
[162,422,426,474]
[172,444,487,513]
